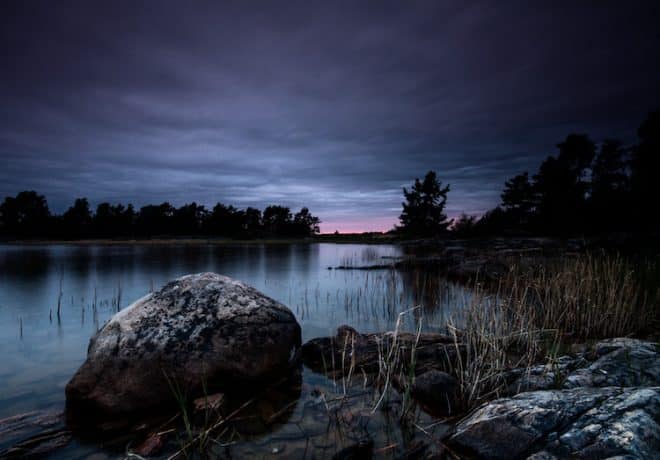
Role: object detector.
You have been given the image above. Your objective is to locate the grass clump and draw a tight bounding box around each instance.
[506,253,657,340]
[448,253,657,410]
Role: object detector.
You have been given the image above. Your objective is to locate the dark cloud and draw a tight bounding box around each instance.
[2,0,659,231]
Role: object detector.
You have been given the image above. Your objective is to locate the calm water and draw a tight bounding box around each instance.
[0,243,473,457]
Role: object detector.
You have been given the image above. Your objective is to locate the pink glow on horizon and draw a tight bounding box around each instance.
[319,212,475,234]
[320,216,397,234]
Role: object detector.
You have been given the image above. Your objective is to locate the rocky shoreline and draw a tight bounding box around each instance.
[300,327,660,458]
[1,272,658,459]
[448,338,659,459]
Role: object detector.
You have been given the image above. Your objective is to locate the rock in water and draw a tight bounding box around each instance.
[66,273,301,416]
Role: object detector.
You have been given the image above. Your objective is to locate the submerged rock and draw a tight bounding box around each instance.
[0,411,71,458]
[448,386,660,459]
[66,273,301,416]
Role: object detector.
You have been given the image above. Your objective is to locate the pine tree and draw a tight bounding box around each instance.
[399,171,451,237]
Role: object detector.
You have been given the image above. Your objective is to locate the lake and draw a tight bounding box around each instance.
[0,243,475,457]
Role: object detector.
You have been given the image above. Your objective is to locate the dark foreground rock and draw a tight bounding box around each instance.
[332,438,374,460]
[411,370,459,416]
[450,338,660,459]
[302,326,465,417]
[449,386,660,459]
[66,272,301,416]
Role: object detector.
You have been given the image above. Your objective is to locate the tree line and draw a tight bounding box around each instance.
[0,196,321,240]
[399,110,659,237]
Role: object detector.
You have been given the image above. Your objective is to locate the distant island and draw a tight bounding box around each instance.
[0,198,321,241]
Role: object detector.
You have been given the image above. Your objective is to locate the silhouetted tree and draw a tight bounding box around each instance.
[534,134,595,235]
[94,202,115,238]
[62,198,93,239]
[501,171,535,229]
[590,139,629,232]
[0,191,50,238]
[630,110,660,231]
[399,171,451,237]
[473,206,510,236]
[136,202,175,237]
[122,204,137,237]
[292,207,321,236]
[452,213,477,237]
[242,207,263,237]
[206,203,243,237]
[172,202,208,236]
[263,205,292,236]
[93,202,135,238]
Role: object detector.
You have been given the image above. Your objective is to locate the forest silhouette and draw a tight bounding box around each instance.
[400,110,659,238]
[1,110,658,241]
[0,196,320,240]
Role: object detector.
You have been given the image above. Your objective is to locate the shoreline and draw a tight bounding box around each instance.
[0,235,399,246]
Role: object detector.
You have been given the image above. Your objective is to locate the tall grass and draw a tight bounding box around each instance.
[447,253,656,410]
[315,253,656,412]
[505,253,656,339]
[447,289,543,410]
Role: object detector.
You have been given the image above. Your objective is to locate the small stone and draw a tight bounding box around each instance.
[132,433,166,457]
[193,392,225,412]
[271,444,285,454]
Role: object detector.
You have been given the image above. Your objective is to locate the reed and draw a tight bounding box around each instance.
[503,253,656,339]
[446,252,656,410]
[56,269,63,321]
[116,280,122,312]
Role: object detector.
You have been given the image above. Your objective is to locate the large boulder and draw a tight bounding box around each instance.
[448,386,660,459]
[66,273,301,416]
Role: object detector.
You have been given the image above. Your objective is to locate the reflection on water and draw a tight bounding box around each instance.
[0,243,473,456]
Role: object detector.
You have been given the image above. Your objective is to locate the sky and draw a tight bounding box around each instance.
[2,1,659,233]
